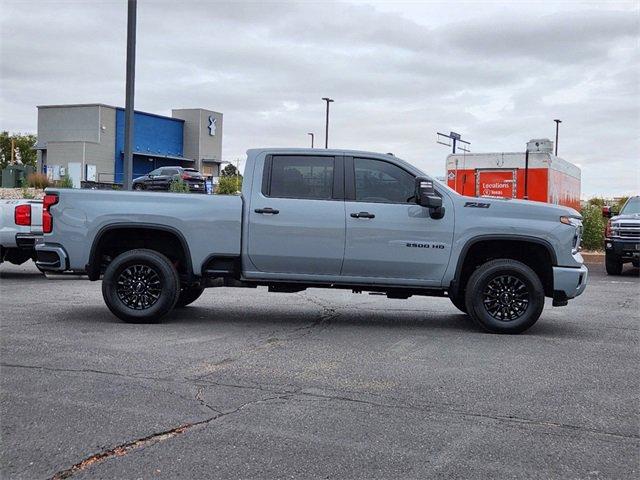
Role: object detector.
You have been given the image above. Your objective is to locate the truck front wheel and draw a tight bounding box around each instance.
[102,249,180,323]
[464,259,544,334]
[605,254,623,275]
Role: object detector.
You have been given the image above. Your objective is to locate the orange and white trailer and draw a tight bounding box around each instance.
[446,139,581,211]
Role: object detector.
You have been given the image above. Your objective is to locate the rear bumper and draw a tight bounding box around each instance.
[553,264,588,305]
[35,242,69,271]
[15,233,42,250]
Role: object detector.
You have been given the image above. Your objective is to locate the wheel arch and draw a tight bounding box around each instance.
[87,223,194,282]
[451,235,557,298]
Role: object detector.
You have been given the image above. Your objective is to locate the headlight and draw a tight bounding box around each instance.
[560,216,582,253]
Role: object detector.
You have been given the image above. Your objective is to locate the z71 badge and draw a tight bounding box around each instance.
[464,201,491,208]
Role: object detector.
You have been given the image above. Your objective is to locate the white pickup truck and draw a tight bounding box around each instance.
[0,199,43,268]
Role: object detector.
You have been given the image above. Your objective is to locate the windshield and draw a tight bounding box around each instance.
[620,197,640,215]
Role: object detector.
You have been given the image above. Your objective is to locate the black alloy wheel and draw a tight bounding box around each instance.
[102,249,180,323]
[116,264,162,310]
[481,274,529,321]
[465,259,544,334]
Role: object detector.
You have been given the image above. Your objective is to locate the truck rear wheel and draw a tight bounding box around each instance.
[102,249,180,323]
[176,287,205,307]
[464,259,544,334]
[605,254,623,275]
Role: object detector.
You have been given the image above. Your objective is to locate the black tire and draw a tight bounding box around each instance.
[176,287,205,307]
[465,259,544,334]
[134,183,145,191]
[102,249,180,323]
[605,254,623,275]
[449,292,467,313]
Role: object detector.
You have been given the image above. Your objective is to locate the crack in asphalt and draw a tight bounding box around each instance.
[0,363,164,382]
[48,394,285,480]
[4,362,637,442]
[189,379,640,442]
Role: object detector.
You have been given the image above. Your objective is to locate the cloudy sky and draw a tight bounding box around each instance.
[1,0,638,197]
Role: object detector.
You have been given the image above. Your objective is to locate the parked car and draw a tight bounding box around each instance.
[132,167,205,193]
[603,196,640,275]
[0,199,43,269]
[36,148,587,333]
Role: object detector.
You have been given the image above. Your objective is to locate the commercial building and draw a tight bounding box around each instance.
[35,104,223,186]
[446,138,581,210]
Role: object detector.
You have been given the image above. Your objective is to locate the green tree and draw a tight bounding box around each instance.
[169,177,190,193]
[0,131,37,169]
[221,163,242,177]
[216,175,242,194]
[581,204,606,251]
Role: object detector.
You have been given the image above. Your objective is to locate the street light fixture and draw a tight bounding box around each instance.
[322,97,334,149]
[553,119,562,156]
[307,132,314,148]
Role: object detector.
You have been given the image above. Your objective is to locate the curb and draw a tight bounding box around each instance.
[581,251,604,262]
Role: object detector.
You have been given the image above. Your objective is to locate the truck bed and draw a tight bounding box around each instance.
[43,189,243,275]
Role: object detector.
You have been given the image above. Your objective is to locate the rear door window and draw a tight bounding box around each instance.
[267,155,334,200]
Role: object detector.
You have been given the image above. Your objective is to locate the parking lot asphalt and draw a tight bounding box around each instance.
[1,259,638,479]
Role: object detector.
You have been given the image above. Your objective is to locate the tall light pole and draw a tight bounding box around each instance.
[307,132,314,148]
[123,0,137,190]
[553,119,562,156]
[322,97,333,149]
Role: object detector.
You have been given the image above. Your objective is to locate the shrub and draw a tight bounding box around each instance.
[56,175,74,188]
[216,175,242,194]
[27,172,50,189]
[21,186,35,199]
[169,177,190,193]
[581,204,606,251]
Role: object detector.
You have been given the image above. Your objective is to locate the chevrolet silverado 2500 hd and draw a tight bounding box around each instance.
[35,149,587,333]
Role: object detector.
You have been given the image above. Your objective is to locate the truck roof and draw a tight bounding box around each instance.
[247,148,424,176]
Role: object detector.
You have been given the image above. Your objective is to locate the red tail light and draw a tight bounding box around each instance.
[43,193,59,233]
[15,204,32,226]
[605,219,612,238]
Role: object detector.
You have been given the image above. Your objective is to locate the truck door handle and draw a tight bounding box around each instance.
[255,207,279,215]
[350,211,375,219]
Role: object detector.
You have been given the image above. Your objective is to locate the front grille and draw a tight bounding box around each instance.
[613,223,640,239]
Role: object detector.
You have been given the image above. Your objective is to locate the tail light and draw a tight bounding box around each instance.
[43,193,59,233]
[181,173,190,180]
[14,204,32,226]
[605,219,612,238]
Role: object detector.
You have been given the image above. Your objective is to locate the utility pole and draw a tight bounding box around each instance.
[10,138,15,164]
[553,119,562,156]
[307,132,314,148]
[437,131,470,154]
[123,0,137,190]
[322,97,334,149]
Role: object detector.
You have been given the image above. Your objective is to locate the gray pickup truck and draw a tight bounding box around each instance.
[36,148,587,333]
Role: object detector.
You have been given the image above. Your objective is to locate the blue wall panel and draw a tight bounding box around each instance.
[114,109,185,182]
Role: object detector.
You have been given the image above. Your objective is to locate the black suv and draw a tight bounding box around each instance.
[132,167,206,193]
[603,196,640,275]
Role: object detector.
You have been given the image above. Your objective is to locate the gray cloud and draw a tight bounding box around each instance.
[0,0,638,197]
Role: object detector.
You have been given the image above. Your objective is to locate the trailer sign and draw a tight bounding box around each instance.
[477,170,516,198]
